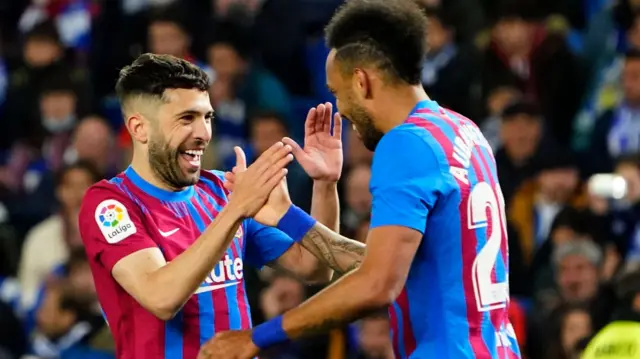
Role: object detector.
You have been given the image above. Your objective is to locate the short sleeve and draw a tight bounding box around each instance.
[244,219,295,268]
[79,186,157,271]
[369,129,446,234]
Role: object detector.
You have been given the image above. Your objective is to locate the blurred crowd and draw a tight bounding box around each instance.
[1,0,640,358]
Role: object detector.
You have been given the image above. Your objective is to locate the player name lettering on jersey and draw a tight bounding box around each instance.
[196,254,244,294]
[449,122,491,185]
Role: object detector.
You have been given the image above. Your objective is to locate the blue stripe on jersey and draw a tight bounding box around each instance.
[200,175,228,201]
[194,194,213,222]
[391,303,407,359]
[165,312,184,359]
[225,241,242,330]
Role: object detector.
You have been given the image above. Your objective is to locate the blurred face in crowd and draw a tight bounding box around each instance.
[487,87,520,116]
[345,165,372,216]
[68,261,96,298]
[57,167,96,213]
[550,226,577,246]
[616,162,640,203]
[425,17,452,54]
[626,15,640,50]
[492,17,531,56]
[149,21,189,58]
[130,89,213,189]
[358,316,393,359]
[40,90,77,133]
[537,167,579,203]
[71,117,113,171]
[208,43,247,81]
[326,49,383,151]
[24,37,62,67]
[259,276,304,319]
[250,116,287,155]
[37,285,75,338]
[561,309,592,356]
[623,57,640,105]
[500,114,541,163]
[556,254,599,303]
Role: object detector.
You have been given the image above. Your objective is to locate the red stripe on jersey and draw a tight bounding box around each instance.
[388,306,401,359]
[407,113,492,357]
[396,288,417,355]
[182,297,201,359]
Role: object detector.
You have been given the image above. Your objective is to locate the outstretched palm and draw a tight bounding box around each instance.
[283,102,343,182]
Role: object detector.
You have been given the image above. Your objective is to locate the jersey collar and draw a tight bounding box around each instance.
[124,166,195,202]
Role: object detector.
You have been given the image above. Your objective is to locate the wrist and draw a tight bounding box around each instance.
[276,205,317,242]
[251,315,290,350]
[221,201,248,220]
[313,180,338,193]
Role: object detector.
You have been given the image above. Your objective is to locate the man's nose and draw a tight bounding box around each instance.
[193,118,212,142]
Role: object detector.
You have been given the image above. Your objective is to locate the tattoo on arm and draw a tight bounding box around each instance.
[298,224,365,275]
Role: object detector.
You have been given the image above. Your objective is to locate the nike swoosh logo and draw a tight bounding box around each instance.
[195,281,239,294]
[158,228,180,237]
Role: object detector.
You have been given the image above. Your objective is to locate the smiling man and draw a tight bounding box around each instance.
[78,53,364,359]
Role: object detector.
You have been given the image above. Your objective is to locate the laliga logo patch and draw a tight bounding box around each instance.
[95,199,137,244]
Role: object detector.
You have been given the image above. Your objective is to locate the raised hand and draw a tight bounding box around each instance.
[224,162,292,227]
[282,102,343,182]
[226,142,293,218]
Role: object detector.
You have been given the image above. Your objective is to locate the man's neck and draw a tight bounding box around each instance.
[376,86,430,133]
[130,152,181,192]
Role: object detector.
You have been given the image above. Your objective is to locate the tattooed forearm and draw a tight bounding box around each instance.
[298,224,366,275]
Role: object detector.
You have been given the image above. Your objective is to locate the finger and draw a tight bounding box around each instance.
[282,137,304,157]
[305,108,317,138]
[252,143,291,175]
[259,153,294,182]
[333,112,343,138]
[322,102,332,133]
[315,103,325,134]
[234,147,247,171]
[264,168,288,192]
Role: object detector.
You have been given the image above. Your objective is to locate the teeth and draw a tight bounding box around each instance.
[184,150,204,156]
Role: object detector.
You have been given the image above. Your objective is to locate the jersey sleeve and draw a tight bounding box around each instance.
[79,186,157,271]
[243,219,295,269]
[369,129,446,234]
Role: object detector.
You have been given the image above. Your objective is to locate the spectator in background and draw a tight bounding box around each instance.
[206,21,291,163]
[342,164,372,235]
[480,85,521,150]
[588,50,640,174]
[18,161,101,311]
[258,273,356,359]
[509,150,585,265]
[0,71,83,198]
[420,6,479,117]
[2,20,91,153]
[31,279,113,359]
[482,2,585,144]
[582,268,640,359]
[545,303,593,359]
[344,126,373,168]
[356,311,393,359]
[65,116,118,177]
[495,100,553,202]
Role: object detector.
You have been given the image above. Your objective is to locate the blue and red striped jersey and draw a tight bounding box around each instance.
[369,100,521,359]
[78,167,295,359]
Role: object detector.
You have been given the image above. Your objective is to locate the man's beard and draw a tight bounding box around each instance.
[350,104,383,151]
[148,135,199,189]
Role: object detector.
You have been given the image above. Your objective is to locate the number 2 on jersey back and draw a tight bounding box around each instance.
[468,181,509,312]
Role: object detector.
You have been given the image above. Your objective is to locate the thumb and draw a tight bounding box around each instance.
[282,137,304,157]
[234,146,247,171]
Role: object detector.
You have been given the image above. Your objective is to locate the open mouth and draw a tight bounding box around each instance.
[179,149,204,169]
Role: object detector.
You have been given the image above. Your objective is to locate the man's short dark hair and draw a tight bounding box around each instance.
[115,53,209,106]
[324,0,427,85]
[625,48,640,61]
[250,110,288,131]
